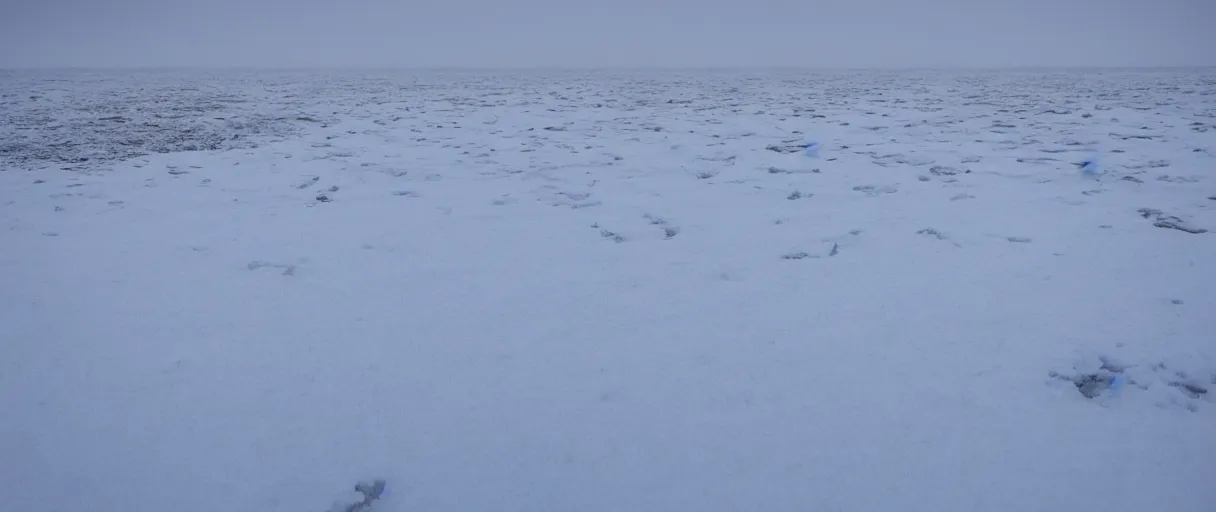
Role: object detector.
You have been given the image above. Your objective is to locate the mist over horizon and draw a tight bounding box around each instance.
[5,64,1216,72]
[2,0,1213,69]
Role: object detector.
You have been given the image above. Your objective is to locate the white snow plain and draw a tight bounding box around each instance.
[2,69,1215,512]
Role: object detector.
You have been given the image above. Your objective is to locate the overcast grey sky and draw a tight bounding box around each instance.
[1,0,1213,68]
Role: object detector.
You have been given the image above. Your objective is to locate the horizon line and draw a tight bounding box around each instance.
[3,64,1214,73]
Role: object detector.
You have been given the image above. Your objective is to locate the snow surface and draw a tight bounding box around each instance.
[2,69,1215,512]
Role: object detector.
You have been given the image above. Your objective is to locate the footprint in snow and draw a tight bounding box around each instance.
[917,228,961,247]
[853,185,898,196]
[642,214,680,239]
[600,229,626,243]
[930,166,969,176]
[590,223,626,243]
[782,239,841,260]
[1138,208,1207,234]
[768,167,820,175]
[559,191,592,201]
[247,261,297,276]
[818,230,863,254]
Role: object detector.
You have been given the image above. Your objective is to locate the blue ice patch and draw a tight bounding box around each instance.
[1079,157,1098,175]
[804,141,821,157]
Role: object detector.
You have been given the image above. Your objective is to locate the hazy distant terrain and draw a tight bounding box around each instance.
[2,69,1214,512]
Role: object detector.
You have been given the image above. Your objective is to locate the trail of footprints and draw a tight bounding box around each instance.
[13,73,1215,426]
[260,130,1214,417]
[590,213,681,244]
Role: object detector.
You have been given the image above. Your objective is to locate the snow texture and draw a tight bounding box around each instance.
[2,68,1215,512]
